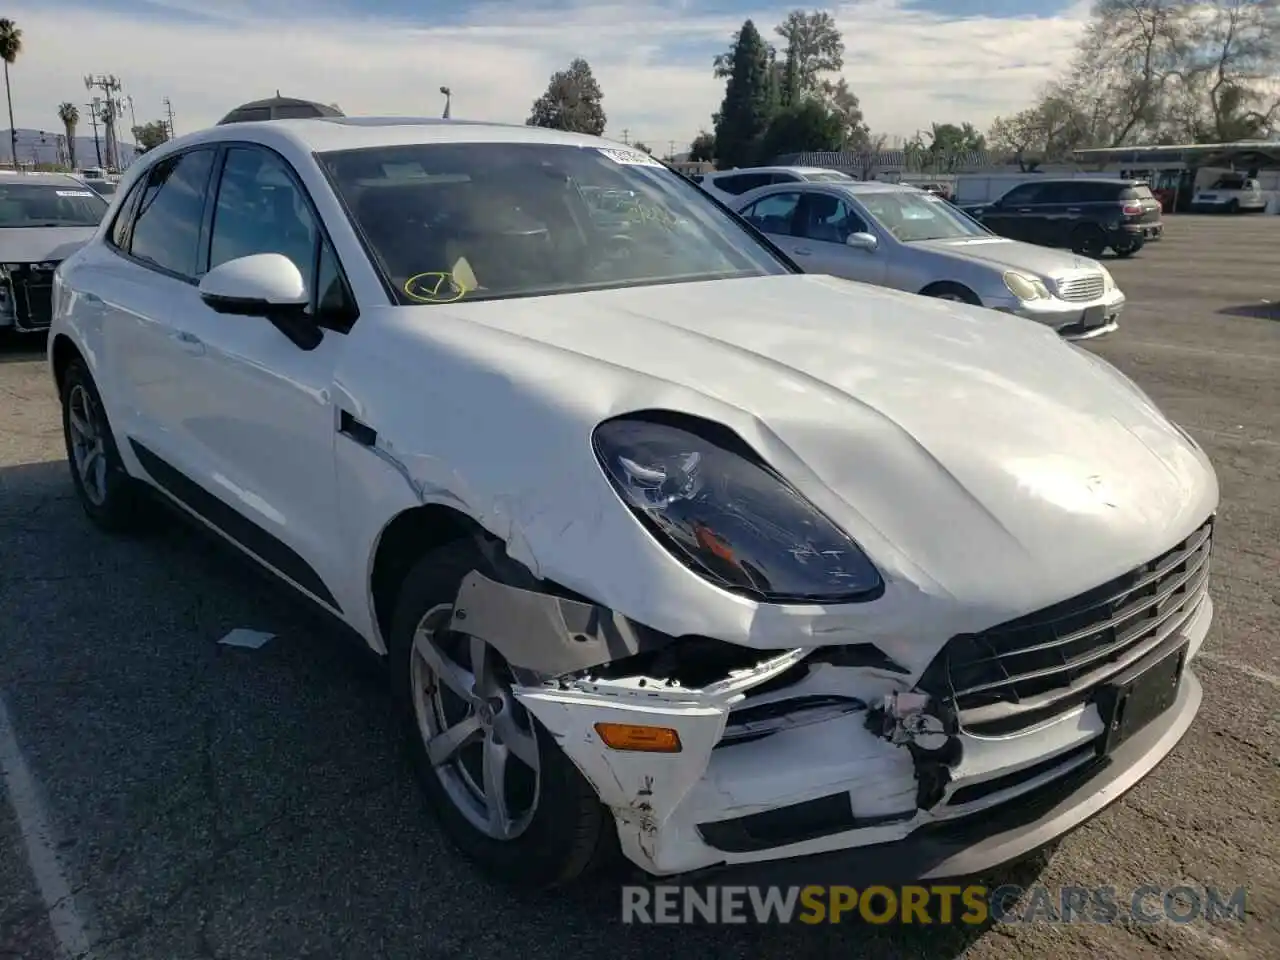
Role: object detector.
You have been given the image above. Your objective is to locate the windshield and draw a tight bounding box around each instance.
[318,142,792,305]
[0,183,109,228]
[857,190,990,241]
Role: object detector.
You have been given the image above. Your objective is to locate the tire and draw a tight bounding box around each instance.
[389,540,619,888]
[1227,199,1240,214]
[1071,225,1106,257]
[59,357,150,534]
[922,282,981,305]
[1111,239,1143,258]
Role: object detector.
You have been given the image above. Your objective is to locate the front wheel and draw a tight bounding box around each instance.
[1071,225,1106,257]
[389,542,619,888]
[1111,239,1143,258]
[921,282,981,305]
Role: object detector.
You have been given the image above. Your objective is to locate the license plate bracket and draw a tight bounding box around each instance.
[1095,644,1187,755]
[1082,305,1107,328]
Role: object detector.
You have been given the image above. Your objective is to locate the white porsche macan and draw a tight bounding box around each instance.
[48,117,1218,888]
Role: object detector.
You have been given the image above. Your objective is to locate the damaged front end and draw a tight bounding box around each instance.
[446,567,962,877]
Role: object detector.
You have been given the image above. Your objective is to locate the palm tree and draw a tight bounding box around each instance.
[0,20,21,169]
[58,102,79,169]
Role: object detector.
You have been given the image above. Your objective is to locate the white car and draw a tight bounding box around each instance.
[694,165,853,206]
[1191,174,1267,213]
[736,180,1126,340]
[49,118,1217,888]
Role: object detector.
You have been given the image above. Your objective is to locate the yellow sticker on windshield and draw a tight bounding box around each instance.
[404,271,467,304]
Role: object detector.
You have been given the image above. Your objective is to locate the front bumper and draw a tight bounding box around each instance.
[988,289,1125,341]
[502,578,1211,881]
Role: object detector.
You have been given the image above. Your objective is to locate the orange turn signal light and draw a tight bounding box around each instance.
[594,722,682,753]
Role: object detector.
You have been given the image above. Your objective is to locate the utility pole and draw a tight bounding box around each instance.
[163,97,176,139]
[85,75,123,170]
[668,140,676,160]
[86,99,102,168]
[621,128,630,145]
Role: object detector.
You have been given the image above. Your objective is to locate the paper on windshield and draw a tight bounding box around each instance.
[56,190,96,197]
[597,147,663,168]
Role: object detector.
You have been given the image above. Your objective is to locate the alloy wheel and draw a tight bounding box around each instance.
[410,604,541,840]
[67,384,109,507]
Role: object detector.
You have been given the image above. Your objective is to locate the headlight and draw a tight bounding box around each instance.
[592,415,883,603]
[1003,271,1051,301]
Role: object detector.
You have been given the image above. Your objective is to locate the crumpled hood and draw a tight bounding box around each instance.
[424,273,1217,608]
[912,236,1101,277]
[0,226,97,264]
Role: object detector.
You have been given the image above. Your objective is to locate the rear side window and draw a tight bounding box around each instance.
[127,149,216,278]
[714,173,772,195]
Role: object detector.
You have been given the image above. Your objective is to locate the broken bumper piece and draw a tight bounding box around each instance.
[448,570,1211,880]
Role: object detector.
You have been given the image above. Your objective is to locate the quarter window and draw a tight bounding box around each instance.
[128,149,216,278]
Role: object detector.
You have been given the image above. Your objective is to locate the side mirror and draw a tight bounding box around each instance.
[198,253,322,351]
[846,231,878,251]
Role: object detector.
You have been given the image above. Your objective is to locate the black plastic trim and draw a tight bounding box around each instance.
[697,792,912,853]
[128,439,341,612]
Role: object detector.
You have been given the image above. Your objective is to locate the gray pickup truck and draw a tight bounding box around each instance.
[0,172,110,333]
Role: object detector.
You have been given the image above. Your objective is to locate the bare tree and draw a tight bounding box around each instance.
[1185,0,1280,140]
[856,133,887,180]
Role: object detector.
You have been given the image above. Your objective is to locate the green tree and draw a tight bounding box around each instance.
[131,120,170,153]
[926,122,987,171]
[57,102,79,169]
[526,58,606,136]
[758,99,843,161]
[0,19,22,169]
[688,130,715,162]
[713,20,776,169]
[821,77,869,149]
[774,9,843,99]
[632,141,653,155]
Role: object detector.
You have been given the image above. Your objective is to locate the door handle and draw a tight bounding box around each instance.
[1017,207,1032,213]
[170,330,205,356]
[1067,207,1081,212]
[792,247,813,256]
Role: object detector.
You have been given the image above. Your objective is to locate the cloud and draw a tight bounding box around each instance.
[5,0,1091,151]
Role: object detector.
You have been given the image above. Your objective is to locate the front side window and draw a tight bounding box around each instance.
[128,148,216,278]
[1000,184,1044,205]
[797,194,866,244]
[0,182,109,228]
[318,142,791,306]
[858,190,990,242]
[209,147,318,286]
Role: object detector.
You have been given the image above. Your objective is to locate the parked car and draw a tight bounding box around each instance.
[50,118,1217,889]
[736,180,1125,340]
[1,172,110,333]
[966,178,1163,257]
[1190,174,1267,213]
[695,165,853,205]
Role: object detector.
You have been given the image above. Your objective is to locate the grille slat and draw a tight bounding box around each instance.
[9,263,55,331]
[1055,274,1105,302]
[927,518,1213,736]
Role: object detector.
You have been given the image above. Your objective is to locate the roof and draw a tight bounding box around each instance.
[166,116,633,155]
[1073,140,1280,168]
[706,165,845,176]
[218,96,345,125]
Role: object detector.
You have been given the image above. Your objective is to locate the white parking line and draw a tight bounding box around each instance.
[0,692,92,958]
[1198,653,1280,689]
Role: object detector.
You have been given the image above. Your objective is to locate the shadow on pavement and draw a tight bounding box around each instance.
[0,458,1042,959]
[1218,302,1279,322]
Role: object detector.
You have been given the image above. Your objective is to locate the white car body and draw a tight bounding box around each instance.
[695,165,854,207]
[48,118,1217,884]
[1191,174,1267,212]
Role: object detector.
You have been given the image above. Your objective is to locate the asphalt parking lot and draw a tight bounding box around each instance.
[2,215,1278,960]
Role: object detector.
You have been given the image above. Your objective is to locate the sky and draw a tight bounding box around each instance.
[7,0,1093,152]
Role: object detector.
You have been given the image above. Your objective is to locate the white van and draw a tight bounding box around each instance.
[1191,174,1267,213]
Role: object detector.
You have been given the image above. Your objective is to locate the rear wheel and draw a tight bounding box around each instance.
[1071,225,1106,257]
[59,358,150,534]
[389,541,619,887]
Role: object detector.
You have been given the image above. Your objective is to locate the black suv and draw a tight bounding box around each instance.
[972,178,1163,258]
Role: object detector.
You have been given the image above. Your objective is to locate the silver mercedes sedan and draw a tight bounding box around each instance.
[735,180,1124,340]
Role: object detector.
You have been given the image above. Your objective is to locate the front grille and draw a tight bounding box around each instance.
[1056,274,1106,302]
[923,518,1212,736]
[9,263,56,331]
